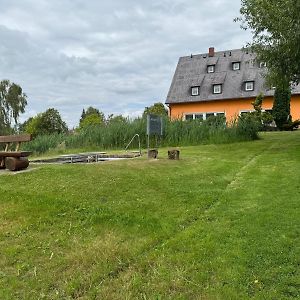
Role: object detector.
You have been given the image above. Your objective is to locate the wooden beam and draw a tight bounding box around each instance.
[0,151,32,158]
[0,134,32,143]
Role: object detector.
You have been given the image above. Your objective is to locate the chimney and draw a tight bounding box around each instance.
[209,47,215,57]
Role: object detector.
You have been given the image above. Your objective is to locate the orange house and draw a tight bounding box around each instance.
[165,47,300,122]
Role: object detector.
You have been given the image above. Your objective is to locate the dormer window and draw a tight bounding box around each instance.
[213,84,222,94]
[245,81,254,91]
[232,62,240,71]
[259,62,267,68]
[207,65,215,73]
[191,86,200,96]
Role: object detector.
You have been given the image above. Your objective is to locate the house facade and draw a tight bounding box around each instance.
[165,47,300,121]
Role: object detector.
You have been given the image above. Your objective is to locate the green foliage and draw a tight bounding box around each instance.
[248,93,275,129]
[0,79,27,133]
[251,92,263,114]
[236,113,261,139]
[67,117,146,151]
[281,119,300,131]
[272,86,291,130]
[79,113,103,130]
[79,106,105,128]
[106,114,128,125]
[143,102,168,117]
[24,116,259,154]
[23,133,65,154]
[261,111,274,125]
[24,108,68,136]
[24,116,41,136]
[237,0,300,85]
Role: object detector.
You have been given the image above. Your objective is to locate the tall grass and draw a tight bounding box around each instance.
[23,116,259,154]
[23,133,65,154]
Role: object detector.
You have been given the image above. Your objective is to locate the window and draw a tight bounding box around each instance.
[240,110,255,116]
[245,81,254,91]
[195,114,203,120]
[259,62,267,68]
[206,113,215,119]
[185,112,225,121]
[213,84,222,94]
[232,62,240,71]
[207,65,215,73]
[191,86,200,96]
[185,114,193,121]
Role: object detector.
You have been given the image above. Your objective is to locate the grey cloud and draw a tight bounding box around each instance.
[0,0,251,127]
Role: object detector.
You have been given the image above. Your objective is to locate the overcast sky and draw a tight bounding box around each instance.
[0,0,252,128]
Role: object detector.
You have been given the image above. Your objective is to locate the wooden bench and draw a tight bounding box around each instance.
[0,134,32,171]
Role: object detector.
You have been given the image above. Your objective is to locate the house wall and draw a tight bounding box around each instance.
[169,95,300,121]
[291,95,300,120]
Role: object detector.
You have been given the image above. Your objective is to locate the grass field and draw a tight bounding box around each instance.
[0,131,299,299]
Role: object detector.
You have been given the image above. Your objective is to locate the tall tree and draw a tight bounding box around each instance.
[0,79,27,133]
[79,113,103,130]
[143,102,168,117]
[38,108,68,134]
[237,0,300,85]
[273,84,291,130]
[24,108,68,136]
[79,106,105,127]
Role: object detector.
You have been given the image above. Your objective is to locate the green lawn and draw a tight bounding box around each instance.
[0,131,299,299]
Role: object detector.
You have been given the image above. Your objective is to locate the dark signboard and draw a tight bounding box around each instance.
[147,114,163,135]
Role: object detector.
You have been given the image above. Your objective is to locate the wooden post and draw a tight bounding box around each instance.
[148,149,158,159]
[168,149,180,160]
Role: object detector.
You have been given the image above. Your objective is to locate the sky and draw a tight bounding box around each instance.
[0,0,252,128]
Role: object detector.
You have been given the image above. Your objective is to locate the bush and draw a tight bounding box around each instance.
[282,119,300,131]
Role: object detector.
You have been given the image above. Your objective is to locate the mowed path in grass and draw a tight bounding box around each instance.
[0,131,299,299]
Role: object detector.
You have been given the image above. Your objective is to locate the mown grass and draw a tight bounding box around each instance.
[0,131,299,299]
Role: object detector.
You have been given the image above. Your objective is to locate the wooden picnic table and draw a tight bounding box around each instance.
[0,134,32,171]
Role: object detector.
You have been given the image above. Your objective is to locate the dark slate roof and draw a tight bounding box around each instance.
[166,48,300,104]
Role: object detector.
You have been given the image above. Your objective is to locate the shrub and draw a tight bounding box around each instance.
[272,87,291,130]
[282,119,300,131]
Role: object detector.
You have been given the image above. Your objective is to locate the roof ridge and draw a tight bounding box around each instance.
[182,48,251,59]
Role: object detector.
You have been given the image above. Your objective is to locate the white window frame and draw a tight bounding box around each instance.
[185,112,226,121]
[194,113,204,120]
[245,81,254,91]
[259,62,267,68]
[239,110,255,116]
[207,65,215,73]
[191,86,200,96]
[213,84,222,94]
[232,62,240,71]
[185,114,194,121]
[240,109,272,116]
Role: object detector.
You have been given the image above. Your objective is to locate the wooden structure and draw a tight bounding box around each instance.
[0,134,32,171]
[168,149,180,160]
[148,149,158,159]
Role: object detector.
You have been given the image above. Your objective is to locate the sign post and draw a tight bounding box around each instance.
[147,114,163,158]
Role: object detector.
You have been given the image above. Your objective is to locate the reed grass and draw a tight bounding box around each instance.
[23,116,259,154]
